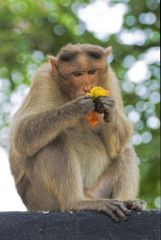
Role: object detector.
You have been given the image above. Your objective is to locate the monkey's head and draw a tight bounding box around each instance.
[48,44,112,99]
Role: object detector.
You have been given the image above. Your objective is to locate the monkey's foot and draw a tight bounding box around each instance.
[98,200,131,222]
[124,199,146,211]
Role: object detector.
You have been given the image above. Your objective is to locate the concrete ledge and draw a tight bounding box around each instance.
[0,210,160,240]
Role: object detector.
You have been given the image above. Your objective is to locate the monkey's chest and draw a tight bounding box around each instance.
[67,128,109,189]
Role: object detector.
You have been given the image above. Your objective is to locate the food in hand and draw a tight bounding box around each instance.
[86,86,110,127]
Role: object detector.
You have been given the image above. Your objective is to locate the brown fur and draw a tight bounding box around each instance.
[9,44,143,222]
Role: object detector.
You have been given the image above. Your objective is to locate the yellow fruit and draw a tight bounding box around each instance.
[87,86,109,99]
[86,86,110,127]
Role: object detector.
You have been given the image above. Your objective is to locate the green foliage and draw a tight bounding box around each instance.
[0,0,160,208]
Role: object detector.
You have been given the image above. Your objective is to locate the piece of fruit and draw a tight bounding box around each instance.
[86,86,110,127]
[87,86,110,99]
[86,112,100,127]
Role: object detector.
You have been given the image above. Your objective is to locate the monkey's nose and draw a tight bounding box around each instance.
[84,85,92,93]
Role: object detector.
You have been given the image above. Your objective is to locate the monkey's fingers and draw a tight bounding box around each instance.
[78,95,93,103]
[99,206,120,222]
[95,98,114,114]
[83,95,93,100]
[104,112,110,122]
[94,102,104,113]
[95,96,115,106]
[100,101,115,110]
[94,101,114,114]
[114,201,131,216]
[103,105,114,113]
[99,200,131,222]
[109,205,128,220]
[77,96,95,114]
[124,200,146,211]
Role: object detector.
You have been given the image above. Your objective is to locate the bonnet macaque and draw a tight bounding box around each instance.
[9,44,145,222]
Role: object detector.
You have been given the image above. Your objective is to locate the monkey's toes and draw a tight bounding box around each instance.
[99,200,131,223]
[124,200,146,211]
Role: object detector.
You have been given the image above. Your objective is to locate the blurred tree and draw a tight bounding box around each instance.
[0,0,160,208]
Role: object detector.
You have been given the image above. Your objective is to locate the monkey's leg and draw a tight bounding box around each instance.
[86,146,146,212]
[24,142,131,222]
[47,145,132,221]
[59,175,131,222]
[110,147,146,211]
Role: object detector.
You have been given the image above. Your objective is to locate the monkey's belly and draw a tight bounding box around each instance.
[67,130,109,190]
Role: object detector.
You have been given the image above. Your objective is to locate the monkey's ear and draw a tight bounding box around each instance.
[48,56,58,73]
[104,46,112,57]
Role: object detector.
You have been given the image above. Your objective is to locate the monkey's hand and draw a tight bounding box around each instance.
[94,96,115,122]
[71,96,95,116]
[124,199,146,211]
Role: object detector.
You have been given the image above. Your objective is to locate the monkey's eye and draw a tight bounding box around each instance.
[73,72,82,77]
[88,69,96,75]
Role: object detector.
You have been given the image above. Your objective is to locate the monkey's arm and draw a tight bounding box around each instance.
[101,69,132,158]
[103,108,132,158]
[13,96,94,156]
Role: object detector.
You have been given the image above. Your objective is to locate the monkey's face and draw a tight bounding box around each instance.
[50,44,111,99]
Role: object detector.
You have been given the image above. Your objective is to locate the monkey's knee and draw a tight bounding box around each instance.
[26,191,60,211]
[18,179,60,211]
